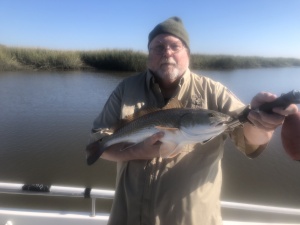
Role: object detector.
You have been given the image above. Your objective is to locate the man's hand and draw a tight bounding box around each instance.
[248,92,298,131]
[243,92,298,146]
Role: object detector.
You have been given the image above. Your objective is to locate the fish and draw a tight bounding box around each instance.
[86,99,232,165]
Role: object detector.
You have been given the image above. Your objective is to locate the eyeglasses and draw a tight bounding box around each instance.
[149,42,186,55]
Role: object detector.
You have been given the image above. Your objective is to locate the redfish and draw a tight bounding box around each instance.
[86,99,232,165]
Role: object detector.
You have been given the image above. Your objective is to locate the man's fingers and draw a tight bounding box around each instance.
[248,110,284,131]
[251,92,277,109]
[272,104,299,116]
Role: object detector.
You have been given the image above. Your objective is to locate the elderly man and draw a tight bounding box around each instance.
[87,17,297,225]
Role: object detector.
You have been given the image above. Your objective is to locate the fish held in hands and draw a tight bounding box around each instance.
[86,99,232,165]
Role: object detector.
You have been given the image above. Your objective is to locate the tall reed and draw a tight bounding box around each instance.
[0,45,22,70]
[190,54,300,70]
[1,45,300,72]
[80,49,147,72]
[0,45,82,71]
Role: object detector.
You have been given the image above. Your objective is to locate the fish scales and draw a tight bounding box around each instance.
[104,109,229,147]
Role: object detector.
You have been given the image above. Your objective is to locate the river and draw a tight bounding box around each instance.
[0,68,300,222]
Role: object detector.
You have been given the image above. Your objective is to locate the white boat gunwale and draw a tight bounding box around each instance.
[1,182,300,225]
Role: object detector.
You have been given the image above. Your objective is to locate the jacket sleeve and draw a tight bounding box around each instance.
[214,81,267,158]
[88,81,123,144]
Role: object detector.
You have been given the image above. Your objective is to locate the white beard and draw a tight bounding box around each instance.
[157,58,180,82]
[166,67,179,81]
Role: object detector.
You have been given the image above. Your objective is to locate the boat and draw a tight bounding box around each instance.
[1,182,300,225]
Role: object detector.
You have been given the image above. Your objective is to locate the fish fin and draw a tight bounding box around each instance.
[112,98,183,131]
[155,126,179,133]
[114,98,183,130]
[163,98,184,109]
[86,139,106,165]
[125,107,160,120]
[114,107,161,130]
[123,98,183,123]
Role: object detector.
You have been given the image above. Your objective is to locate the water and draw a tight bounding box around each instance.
[0,68,300,221]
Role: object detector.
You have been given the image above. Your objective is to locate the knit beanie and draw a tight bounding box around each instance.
[148,17,190,50]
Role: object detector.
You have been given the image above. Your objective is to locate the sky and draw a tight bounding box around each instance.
[0,0,299,59]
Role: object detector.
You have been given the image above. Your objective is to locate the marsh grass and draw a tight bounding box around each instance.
[0,45,22,70]
[1,45,300,72]
[0,45,83,71]
[190,54,300,70]
[81,49,147,72]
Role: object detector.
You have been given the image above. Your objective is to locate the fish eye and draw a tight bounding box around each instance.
[208,113,214,118]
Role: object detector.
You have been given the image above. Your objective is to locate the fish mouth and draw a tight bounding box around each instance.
[215,117,233,127]
[215,121,226,127]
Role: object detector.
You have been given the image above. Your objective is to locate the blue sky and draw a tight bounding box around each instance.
[1,0,299,58]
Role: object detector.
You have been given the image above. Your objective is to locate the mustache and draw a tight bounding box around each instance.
[160,58,176,65]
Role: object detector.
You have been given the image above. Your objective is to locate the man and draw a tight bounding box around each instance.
[88,17,298,225]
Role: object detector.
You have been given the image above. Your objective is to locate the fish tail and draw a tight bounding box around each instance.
[85,141,106,165]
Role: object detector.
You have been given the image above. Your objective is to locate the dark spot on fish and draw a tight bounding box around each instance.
[208,113,215,118]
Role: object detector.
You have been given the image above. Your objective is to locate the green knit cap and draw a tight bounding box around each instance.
[148,17,190,50]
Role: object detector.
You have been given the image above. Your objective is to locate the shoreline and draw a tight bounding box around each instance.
[1,45,300,72]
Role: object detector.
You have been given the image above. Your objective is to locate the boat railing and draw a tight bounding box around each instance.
[1,182,300,218]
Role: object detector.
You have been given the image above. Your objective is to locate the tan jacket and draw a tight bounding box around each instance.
[90,69,266,225]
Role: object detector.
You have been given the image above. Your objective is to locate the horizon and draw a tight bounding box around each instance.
[1,0,299,59]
